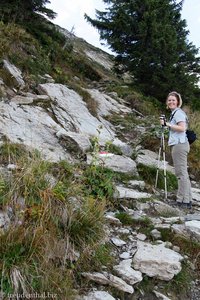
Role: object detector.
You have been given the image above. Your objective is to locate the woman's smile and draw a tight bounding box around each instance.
[167,96,178,110]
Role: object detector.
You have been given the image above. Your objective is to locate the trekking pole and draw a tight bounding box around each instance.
[155,130,162,189]
[161,128,167,200]
[155,116,168,200]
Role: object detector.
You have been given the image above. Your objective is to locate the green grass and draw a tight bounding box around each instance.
[136,216,155,237]
[0,142,30,164]
[51,160,74,184]
[66,196,106,246]
[0,22,51,78]
[156,209,180,218]
[106,113,144,131]
[104,142,123,155]
[137,163,178,192]
[87,243,115,272]
[0,225,76,298]
[115,212,134,225]
[164,261,193,296]
[136,275,158,295]
[159,228,200,281]
[0,143,74,207]
[11,159,51,206]
[0,178,10,207]
[0,226,40,295]
[115,213,154,238]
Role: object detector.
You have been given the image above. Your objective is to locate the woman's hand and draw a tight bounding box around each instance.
[160,119,165,126]
[159,115,166,126]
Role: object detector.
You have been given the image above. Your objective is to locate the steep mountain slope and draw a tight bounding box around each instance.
[0,20,200,300]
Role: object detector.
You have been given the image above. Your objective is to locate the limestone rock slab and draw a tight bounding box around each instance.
[38,83,115,142]
[0,210,10,231]
[133,241,183,281]
[87,89,131,117]
[82,272,134,294]
[87,154,138,174]
[136,149,174,174]
[3,60,25,88]
[80,291,116,300]
[114,185,151,199]
[0,102,70,161]
[56,129,91,153]
[185,220,200,241]
[113,259,143,285]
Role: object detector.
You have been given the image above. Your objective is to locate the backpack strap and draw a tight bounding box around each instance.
[169,109,178,121]
[170,109,188,129]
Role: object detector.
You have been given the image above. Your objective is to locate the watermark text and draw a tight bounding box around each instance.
[8,292,57,299]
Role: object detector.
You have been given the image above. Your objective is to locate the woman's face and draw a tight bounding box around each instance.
[167,95,179,110]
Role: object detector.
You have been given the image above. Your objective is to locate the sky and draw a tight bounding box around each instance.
[47,0,200,54]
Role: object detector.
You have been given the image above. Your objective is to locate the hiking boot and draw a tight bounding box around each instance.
[182,202,192,209]
[170,201,182,208]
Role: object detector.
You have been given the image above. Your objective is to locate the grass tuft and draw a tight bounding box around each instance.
[66,196,106,247]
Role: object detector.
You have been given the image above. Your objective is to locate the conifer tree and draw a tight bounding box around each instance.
[0,0,56,23]
[85,0,200,102]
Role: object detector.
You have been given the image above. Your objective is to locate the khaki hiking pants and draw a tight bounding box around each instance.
[171,142,192,204]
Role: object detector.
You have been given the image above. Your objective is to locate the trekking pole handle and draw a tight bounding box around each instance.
[159,114,166,127]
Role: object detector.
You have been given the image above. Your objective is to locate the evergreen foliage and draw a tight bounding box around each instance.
[85,0,200,103]
[0,0,56,23]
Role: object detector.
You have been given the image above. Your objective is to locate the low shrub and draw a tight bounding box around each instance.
[83,165,115,200]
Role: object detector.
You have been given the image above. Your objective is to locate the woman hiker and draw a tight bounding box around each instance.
[160,91,192,209]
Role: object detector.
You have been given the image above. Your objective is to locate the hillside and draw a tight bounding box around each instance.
[0,19,200,300]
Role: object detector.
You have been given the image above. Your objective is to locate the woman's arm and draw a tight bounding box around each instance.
[166,121,186,132]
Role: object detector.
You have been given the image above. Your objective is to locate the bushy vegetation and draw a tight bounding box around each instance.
[83,165,115,200]
[0,141,117,298]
